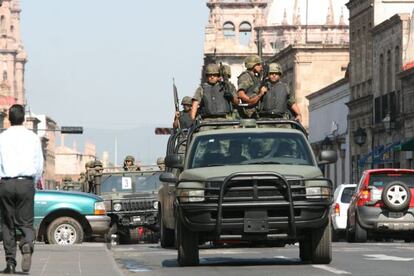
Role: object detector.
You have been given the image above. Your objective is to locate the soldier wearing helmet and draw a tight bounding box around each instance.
[173,96,194,129]
[259,63,302,123]
[237,55,268,118]
[156,157,165,171]
[191,63,238,121]
[123,155,140,171]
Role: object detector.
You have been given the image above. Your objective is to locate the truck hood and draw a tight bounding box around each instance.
[179,165,322,181]
[36,190,103,201]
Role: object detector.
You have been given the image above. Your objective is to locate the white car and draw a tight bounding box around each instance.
[331,184,357,241]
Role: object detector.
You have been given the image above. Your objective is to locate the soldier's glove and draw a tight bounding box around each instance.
[223,90,234,101]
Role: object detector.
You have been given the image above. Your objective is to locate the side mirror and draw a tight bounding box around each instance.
[165,154,184,169]
[318,150,337,165]
[159,172,178,183]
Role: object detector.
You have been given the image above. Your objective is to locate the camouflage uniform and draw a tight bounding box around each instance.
[193,64,237,121]
[237,55,263,118]
[258,63,295,128]
[177,96,193,129]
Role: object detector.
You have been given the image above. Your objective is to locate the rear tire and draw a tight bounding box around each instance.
[346,219,356,243]
[354,219,367,242]
[176,216,199,266]
[160,209,175,248]
[310,222,332,264]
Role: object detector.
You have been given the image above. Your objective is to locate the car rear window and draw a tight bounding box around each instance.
[340,187,355,203]
[369,173,414,188]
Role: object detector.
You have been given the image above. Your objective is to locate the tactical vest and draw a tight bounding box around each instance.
[200,83,230,117]
[179,111,193,129]
[239,70,260,97]
[260,82,289,115]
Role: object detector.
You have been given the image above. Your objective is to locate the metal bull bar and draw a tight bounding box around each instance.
[215,171,297,239]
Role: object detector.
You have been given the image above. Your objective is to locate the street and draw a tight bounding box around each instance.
[112,242,414,276]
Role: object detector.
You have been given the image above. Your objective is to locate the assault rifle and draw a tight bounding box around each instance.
[173,78,180,129]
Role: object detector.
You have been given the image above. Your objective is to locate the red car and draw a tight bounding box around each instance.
[346,169,414,242]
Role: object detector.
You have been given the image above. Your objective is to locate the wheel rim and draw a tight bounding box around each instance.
[386,185,408,206]
[53,223,77,245]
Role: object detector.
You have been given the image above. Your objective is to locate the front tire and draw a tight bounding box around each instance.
[310,222,332,264]
[160,209,175,248]
[176,216,199,266]
[47,217,84,245]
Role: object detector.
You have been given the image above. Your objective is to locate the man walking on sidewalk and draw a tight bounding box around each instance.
[0,104,44,274]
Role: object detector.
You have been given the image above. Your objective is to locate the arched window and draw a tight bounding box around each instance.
[239,21,252,46]
[10,25,14,34]
[223,22,235,38]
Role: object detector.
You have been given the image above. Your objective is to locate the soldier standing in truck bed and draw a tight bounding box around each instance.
[191,64,238,122]
[173,96,194,129]
[258,63,302,123]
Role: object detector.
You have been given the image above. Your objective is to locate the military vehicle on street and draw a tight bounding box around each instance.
[83,164,161,244]
[158,119,337,266]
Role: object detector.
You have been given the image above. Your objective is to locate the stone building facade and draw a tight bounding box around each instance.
[346,0,414,182]
[0,0,26,111]
[203,0,349,128]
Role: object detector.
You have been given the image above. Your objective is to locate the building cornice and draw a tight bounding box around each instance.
[372,13,410,35]
[346,94,373,109]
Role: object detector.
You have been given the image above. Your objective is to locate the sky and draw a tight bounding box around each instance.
[19,0,349,166]
[20,0,208,165]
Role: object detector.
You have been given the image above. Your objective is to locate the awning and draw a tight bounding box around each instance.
[400,137,414,151]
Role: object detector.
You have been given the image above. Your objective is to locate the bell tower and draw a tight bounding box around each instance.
[204,0,268,83]
[0,0,27,110]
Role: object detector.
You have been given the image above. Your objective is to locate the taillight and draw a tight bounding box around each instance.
[334,203,340,216]
[357,189,370,206]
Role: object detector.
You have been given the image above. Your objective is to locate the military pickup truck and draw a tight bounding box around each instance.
[158,119,337,266]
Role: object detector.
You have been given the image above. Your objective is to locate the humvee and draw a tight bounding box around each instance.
[158,119,337,266]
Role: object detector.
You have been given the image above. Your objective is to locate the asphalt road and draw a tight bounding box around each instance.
[111,241,414,276]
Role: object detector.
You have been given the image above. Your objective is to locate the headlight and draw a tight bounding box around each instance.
[153,201,158,209]
[94,201,106,215]
[177,189,205,203]
[113,202,122,212]
[306,187,331,199]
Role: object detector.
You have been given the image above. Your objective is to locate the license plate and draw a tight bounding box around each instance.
[388,212,404,218]
[244,210,269,233]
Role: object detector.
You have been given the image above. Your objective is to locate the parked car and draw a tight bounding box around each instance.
[346,169,414,242]
[0,190,111,245]
[331,184,357,241]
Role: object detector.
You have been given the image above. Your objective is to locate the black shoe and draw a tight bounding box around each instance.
[2,263,15,274]
[21,244,32,273]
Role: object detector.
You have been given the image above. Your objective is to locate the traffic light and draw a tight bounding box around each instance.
[61,126,84,134]
[154,128,173,135]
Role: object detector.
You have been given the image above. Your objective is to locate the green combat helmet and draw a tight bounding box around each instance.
[157,157,165,171]
[123,155,137,171]
[268,63,283,75]
[223,64,232,78]
[244,55,262,70]
[205,64,220,75]
[181,96,192,106]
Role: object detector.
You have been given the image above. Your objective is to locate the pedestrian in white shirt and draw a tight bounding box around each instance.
[0,104,44,274]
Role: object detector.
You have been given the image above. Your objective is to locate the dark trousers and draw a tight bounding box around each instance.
[0,179,35,265]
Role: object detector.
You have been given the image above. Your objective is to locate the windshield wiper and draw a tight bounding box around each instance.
[245,161,281,165]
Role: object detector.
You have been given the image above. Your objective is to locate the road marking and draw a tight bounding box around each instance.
[364,254,414,261]
[313,265,352,275]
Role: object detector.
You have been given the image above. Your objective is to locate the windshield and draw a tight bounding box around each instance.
[369,173,414,188]
[101,173,160,194]
[187,132,314,169]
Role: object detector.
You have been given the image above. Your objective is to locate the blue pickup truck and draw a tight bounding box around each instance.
[1,189,111,245]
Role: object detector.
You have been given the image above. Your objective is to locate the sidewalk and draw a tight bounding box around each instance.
[0,242,123,276]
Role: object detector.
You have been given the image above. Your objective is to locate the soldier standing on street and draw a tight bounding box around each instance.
[173,96,194,129]
[258,63,302,123]
[237,55,268,118]
[191,64,238,121]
